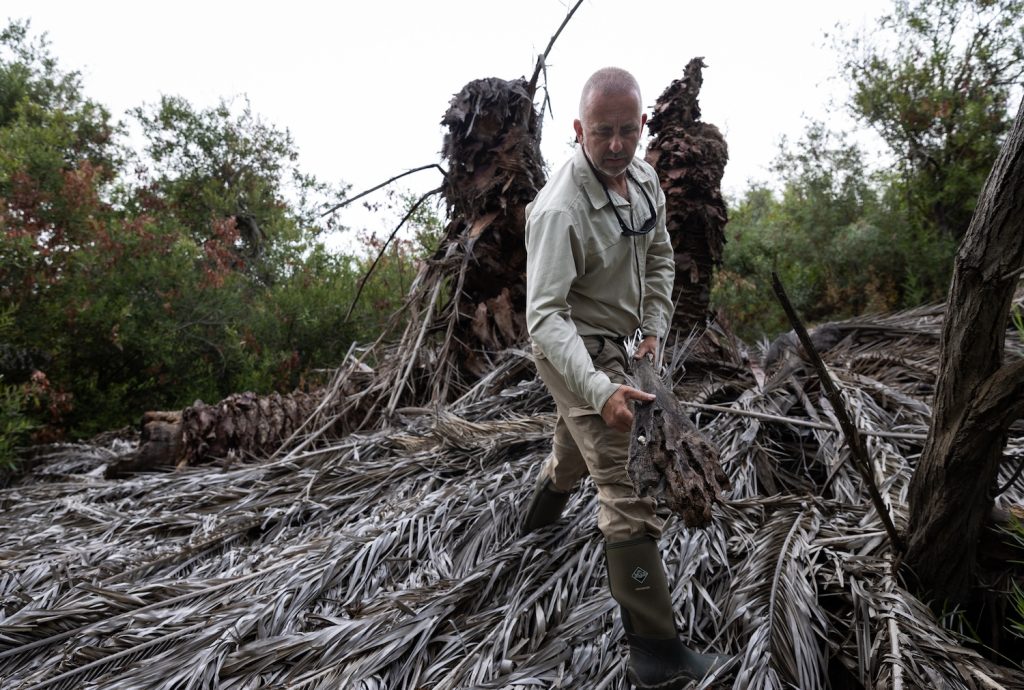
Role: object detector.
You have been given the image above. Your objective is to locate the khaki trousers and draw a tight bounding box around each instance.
[533,335,663,542]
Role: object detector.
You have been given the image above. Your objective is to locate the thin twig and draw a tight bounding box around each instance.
[772,272,905,554]
[681,400,927,440]
[318,164,446,219]
[540,62,554,121]
[343,187,443,322]
[527,0,586,98]
[428,249,473,403]
[995,450,1024,495]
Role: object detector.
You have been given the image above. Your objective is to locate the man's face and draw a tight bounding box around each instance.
[574,88,646,181]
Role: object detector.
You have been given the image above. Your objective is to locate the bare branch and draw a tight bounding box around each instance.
[343,187,443,322]
[772,272,905,554]
[527,0,586,99]
[318,164,447,219]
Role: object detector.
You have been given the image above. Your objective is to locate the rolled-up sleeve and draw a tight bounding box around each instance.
[526,209,620,414]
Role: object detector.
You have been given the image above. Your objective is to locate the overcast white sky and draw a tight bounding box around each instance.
[7,0,891,241]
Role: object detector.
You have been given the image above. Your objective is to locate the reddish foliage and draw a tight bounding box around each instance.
[23,370,74,441]
[60,161,103,214]
[202,217,244,288]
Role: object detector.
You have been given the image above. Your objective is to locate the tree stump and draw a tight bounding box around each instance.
[105,411,183,477]
[628,357,729,527]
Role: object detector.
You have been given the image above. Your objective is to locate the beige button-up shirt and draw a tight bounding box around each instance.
[525,145,675,415]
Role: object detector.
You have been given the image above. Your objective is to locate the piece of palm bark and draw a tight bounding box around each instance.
[105,411,183,477]
[628,357,729,527]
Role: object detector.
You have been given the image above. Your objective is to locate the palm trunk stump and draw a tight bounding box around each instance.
[644,58,729,333]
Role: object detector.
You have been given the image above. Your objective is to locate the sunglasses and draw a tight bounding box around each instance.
[600,171,657,237]
[582,150,657,236]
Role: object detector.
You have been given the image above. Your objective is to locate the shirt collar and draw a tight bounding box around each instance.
[572,145,652,210]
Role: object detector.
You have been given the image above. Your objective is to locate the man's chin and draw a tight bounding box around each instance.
[597,160,630,178]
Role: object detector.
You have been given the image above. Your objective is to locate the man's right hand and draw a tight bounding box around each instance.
[601,384,655,433]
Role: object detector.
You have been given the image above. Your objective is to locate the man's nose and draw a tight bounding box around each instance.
[609,135,623,152]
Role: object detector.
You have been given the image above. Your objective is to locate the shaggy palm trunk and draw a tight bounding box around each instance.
[644,58,729,333]
[106,390,331,473]
[905,97,1024,601]
[437,77,546,378]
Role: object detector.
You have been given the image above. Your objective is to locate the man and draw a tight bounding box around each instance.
[523,67,726,689]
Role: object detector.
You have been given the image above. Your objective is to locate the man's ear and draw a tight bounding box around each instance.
[641,113,648,130]
[573,119,583,143]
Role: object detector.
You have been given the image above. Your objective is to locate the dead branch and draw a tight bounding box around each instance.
[527,0,586,99]
[318,164,447,219]
[772,272,905,554]
[343,186,443,322]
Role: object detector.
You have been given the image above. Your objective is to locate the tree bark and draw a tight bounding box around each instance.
[628,357,729,527]
[644,58,729,333]
[438,77,546,378]
[904,97,1024,602]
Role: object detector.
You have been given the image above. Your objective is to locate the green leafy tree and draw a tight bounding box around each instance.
[0,20,128,434]
[0,307,35,469]
[838,0,1024,239]
[0,20,121,308]
[127,96,371,398]
[0,21,367,437]
[130,96,339,286]
[0,20,438,442]
[716,0,1019,339]
[715,125,956,340]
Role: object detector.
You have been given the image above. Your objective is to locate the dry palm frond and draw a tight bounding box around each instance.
[4,314,1024,687]
[724,502,829,689]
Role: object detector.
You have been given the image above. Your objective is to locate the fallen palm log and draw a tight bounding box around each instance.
[627,357,729,527]
[105,411,183,476]
[106,388,341,475]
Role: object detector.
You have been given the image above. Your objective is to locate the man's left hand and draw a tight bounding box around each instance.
[634,335,658,360]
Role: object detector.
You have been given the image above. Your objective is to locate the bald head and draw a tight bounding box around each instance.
[573,67,646,187]
[578,67,642,119]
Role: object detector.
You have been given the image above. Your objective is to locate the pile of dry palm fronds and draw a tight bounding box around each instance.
[2,297,1023,689]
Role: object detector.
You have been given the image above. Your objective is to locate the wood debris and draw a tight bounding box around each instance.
[628,357,729,527]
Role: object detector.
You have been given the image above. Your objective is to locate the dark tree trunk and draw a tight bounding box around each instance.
[438,77,546,378]
[644,58,729,333]
[904,97,1024,602]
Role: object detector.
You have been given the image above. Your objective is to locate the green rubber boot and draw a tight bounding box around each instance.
[521,470,571,534]
[606,536,730,689]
